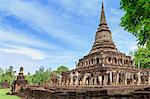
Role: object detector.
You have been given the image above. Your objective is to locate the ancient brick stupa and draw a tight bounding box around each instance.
[11,67,28,94]
[18,1,150,99]
[59,1,150,86]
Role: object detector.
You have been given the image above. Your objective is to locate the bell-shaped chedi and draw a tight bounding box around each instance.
[76,1,133,69]
[90,2,117,54]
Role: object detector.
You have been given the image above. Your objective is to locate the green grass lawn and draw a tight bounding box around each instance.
[0,89,20,99]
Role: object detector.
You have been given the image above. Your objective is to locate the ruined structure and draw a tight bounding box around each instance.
[59,1,150,87]
[19,1,150,99]
[11,67,28,94]
[20,85,150,99]
[1,80,10,88]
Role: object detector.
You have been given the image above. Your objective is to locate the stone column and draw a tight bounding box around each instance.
[109,71,113,85]
[124,72,128,85]
[94,77,97,85]
[137,71,141,85]
[67,79,69,85]
[131,73,134,85]
[59,75,62,85]
[148,71,150,85]
[82,75,85,85]
[111,71,116,85]
[122,59,124,65]
[116,71,119,85]
[98,75,102,85]
[75,72,79,85]
[75,77,79,85]
[70,73,74,85]
[89,78,93,85]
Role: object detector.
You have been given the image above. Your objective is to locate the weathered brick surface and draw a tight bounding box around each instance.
[19,86,150,99]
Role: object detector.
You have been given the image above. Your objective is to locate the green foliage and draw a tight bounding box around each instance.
[120,0,150,45]
[0,68,4,84]
[134,47,150,68]
[0,65,69,85]
[0,68,3,74]
[0,66,16,84]
[56,66,69,74]
[31,66,51,84]
[29,66,68,84]
[25,72,32,84]
[121,0,150,68]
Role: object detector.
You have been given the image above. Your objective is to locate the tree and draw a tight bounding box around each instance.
[134,47,150,68]
[0,66,16,84]
[56,66,69,74]
[32,66,51,84]
[25,72,33,84]
[3,66,16,83]
[120,0,150,68]
[0,68,4,84]
[0,68,3,74]
[120,0,150,46]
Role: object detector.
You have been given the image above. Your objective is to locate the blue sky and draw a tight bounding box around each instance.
[0,0,137,74]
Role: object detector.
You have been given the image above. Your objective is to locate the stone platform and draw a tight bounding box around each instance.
[19,85,150,99]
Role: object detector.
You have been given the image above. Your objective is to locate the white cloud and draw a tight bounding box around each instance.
[0,45,46,60]
[0,0,138,73]
[0,28,57,49]
[0,0,86,46]
[0,13,60,50]
[0,0,87,71]
[0,44,81,73]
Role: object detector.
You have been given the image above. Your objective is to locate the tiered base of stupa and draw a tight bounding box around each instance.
[59,49,149,87]
[60,65,150,87]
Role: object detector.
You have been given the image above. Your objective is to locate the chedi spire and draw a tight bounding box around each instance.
[90,1,118,54]
[100,1,107,25]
